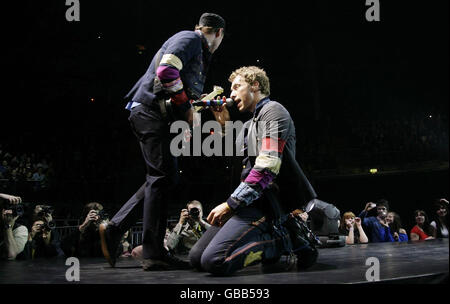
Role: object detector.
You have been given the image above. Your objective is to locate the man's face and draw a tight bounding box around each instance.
[34,205,43,215]
[376,205,387,217]
[33,220,46,235]
[230,75,257,113]
[187,204,202,221]
[209,29,224,53]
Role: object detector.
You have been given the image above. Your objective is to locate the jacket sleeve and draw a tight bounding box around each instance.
[359,210,371,227]
[156,33,201,111]
[165,223,184,251]
[398,233,408,242]
[227,104,291,210]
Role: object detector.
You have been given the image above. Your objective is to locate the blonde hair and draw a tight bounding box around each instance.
[339,211,356,230]
[229,66,270,96]
[187,200,202,209]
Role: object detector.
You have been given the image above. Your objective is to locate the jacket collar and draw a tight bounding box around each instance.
[253,97,270,117]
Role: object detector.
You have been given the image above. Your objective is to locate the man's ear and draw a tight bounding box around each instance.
[215,28,223,38]
[251,81,260,92]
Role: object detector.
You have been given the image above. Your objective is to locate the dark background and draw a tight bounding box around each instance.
[0,0,448,229]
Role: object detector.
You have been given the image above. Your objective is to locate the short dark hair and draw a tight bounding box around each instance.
[375,199,389,211]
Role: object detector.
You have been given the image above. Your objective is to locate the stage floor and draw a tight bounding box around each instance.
[0,239,448,284]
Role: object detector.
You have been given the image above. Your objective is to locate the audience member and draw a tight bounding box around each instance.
[165,200,210,255]
[0,193,28,260]
[61,202,109,257]
[430,199,449,239]
[118,230,132,258]
[131,227,171,261]
[410,210,435,241]
[131,201,210,260]
[359,199,395,242]
[338,212,368,244]
[20,219,64,259]
[31,204,54,226]
[385,211,408,242]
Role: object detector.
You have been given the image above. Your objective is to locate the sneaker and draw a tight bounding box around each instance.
[99,222,122,267]
[261,254,296,273]
[142,252,192,271]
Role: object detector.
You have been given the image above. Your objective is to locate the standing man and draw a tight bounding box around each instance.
[189,66,318,276]
[99,13,226,271]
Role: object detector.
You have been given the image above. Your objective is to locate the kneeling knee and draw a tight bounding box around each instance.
[188,247,203,271]
[200,253,230,276]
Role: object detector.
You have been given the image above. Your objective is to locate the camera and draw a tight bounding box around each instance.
[36,222,52,231]
[95,209,109,221]
[37,205,54,217]
[3,203,25,217]
[189,207,200,220]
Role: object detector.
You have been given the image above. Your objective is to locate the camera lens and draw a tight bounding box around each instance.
[189,207,200,219]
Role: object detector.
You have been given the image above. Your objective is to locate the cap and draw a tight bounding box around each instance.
[199,13,225,29]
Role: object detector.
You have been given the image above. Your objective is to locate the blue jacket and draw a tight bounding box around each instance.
[359,211,408,242]
[125,30,211,109]
[359,211,394,242]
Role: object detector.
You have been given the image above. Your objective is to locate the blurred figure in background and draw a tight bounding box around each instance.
[430,199,449,239]
[410,210,435,241]
[61,202,110,257]
[0,193,28,260]
[385,211,408,242]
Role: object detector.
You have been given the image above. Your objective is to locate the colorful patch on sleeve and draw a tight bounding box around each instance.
[244,169,275,189]
[261,137,286,153]
[160,54,183,70]
[254,154,282,175]
[157,65,180,82]
[231,182,261,206]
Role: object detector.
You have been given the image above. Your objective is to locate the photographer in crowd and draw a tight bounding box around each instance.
[166,200,210,255]
[31,204,54,225]
[132,200,210,260]
[21,218,64,259]
[0,193,28,260]
[61,202,109,257]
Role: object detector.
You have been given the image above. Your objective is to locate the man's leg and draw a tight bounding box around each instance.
[100,105,172,267]
[130,105,172,259]
[200,207,282,276]
[99,182,146,267]
[189,225,221,270]
[108,183,146,232]
[129,105,189,270]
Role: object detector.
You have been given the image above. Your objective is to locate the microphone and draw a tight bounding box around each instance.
[191,97,234,107]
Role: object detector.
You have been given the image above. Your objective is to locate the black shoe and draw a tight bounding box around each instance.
[99,222,122,267]
[296,246,318,270]
[283,213,319,270]
[142,252,192,271]
[261,254,296,273]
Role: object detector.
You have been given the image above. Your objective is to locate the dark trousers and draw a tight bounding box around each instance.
[189,205,283,276]
[109,104,177,259]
